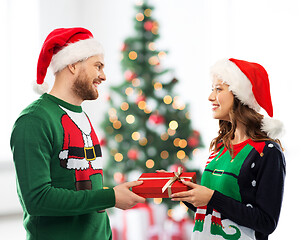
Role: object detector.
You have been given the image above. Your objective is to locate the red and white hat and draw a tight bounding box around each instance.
[34,27,104,94]
[210,58,284,139]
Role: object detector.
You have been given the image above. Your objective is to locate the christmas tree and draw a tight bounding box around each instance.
[100,1,204,201]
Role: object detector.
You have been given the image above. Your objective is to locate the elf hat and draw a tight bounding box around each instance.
[35,27,104,94]
[210,58,284,139]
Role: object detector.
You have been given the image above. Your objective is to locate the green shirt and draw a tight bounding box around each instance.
[10,94,115,240]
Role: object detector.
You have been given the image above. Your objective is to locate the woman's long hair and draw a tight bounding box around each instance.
[210,97,282,156]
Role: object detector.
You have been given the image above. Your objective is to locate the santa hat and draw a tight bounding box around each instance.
[34,27,104,94]
[210,58,284,139]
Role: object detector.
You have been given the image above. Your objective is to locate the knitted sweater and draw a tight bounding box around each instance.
[192,139,285,240]
[10,94,115,240]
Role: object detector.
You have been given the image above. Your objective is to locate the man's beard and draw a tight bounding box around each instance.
[72,70,99,101]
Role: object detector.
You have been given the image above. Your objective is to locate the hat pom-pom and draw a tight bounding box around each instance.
[261,117,284,139]
[33,82,49,95]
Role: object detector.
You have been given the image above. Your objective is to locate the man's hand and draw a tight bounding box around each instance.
[113,181,145,210]
[171,180,214,207]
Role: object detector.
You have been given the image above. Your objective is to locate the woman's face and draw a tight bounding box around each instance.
[208,77,234,121]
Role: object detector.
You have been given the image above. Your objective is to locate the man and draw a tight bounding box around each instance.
[10,27,145,240]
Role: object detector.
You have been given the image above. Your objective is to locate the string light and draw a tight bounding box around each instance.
[125,87,134,96]
[154,82,162,90]
[114,153,123,162]
[132,132,141,141]
[177,150,186,160]
[132,78,140,87]
[129,51,138,60]
[172,96,183,110]
[158,51,167,58]
[172,96,186,110]
[139,137,148,146]
[110,149,118,156]
[151,22,158,34]
[185,112,191,119]
[153,198,162,204]
[179,139,187,148]
[144,107,152,114]
[136,12,144,21]
[126,114,135,124]
[160,150,169,159]
[135,0,143,6]
[138,101,146,110]
[144,8,152,17]
[108,108,117,116]
[146,159,155,168]
[169,120,178,130]
[148,42,156,51]
[167,128,176,136]
[148,56,159,65]
[163,95,172,104]
[115,134,123,142]
[109,115,118,123]
[172,103,178,110]
[178,103,186,110]
[173,138,180,147]
[121,102,129,111]
[150,22,158,34]
[161,133,169,141]
[113,120,122,129]
[167,209,173,217]
[193,148,200,156]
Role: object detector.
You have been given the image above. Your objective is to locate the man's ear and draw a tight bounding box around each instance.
[67,63,77,74]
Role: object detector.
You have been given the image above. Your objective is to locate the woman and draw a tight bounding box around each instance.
[171,58,285,240]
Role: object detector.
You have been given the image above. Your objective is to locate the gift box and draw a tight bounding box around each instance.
[132,168,196,198]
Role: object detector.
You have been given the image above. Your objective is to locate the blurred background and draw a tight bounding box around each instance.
[1,0,303,239]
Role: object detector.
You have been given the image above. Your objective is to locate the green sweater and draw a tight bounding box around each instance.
[10,94,115,240]
[192,139,285,240]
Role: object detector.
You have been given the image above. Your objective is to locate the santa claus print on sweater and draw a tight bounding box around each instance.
[58,106,103,191]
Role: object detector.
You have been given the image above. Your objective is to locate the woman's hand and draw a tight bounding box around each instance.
[171,180,214,207]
